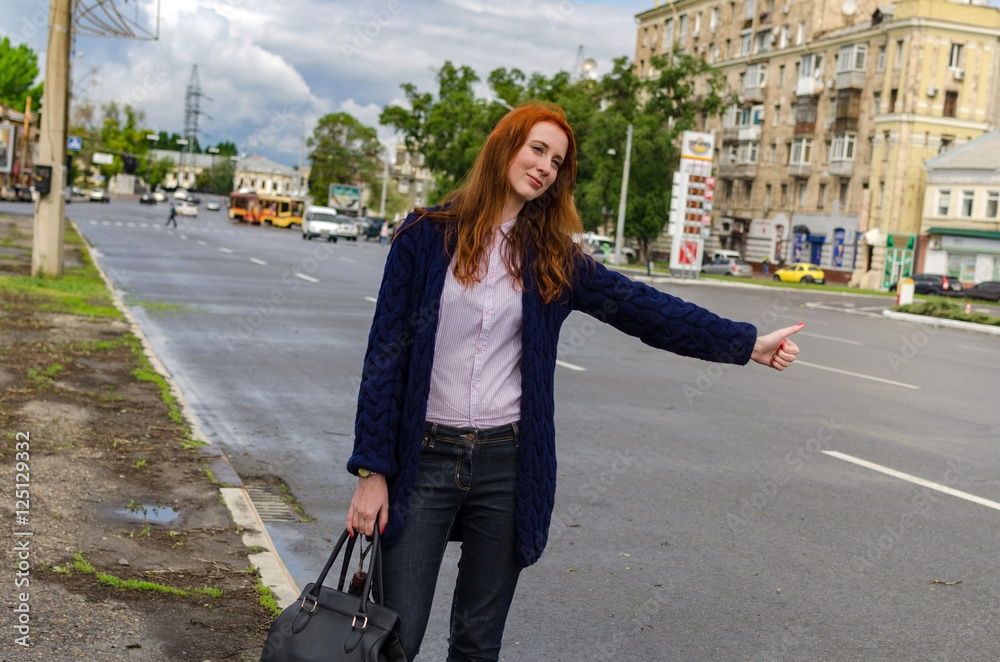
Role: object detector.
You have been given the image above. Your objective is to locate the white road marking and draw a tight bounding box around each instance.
[197,240,207,246]
[250,258,267,266]
[294,272,319,283]
[89,220,97,225]
[799,332,863,346]
[101,221,110,226]
[179,234,188,240]
[140,222,149,228]
[556,359,586,372]
[220,247,233,254]
[114,221,123,227]
[340,257,358,263]
[364,296,378,303]
[795,360,920,390]
[127,222,136,227]
[823,451,1000,513]
[958,344,1000,356]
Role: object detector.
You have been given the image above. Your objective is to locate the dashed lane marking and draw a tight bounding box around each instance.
[556,359,586,372]
[795,360,919,390]
[294,272,319,283]
[823,451,1000,513]
[220,247,233,254]
[364,296,378,303]
[799,332,863,346]
[250,258,267,266]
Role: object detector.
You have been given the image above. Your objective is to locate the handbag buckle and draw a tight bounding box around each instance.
[351,614,368,630]
[301,595,319,613]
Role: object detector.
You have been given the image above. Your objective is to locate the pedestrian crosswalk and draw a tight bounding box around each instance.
[89,219,236,235]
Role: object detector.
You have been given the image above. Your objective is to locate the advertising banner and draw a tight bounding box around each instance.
[328,184,361,214]
[0,124,15,174]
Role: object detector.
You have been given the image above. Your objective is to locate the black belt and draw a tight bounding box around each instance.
[423,421,519,445]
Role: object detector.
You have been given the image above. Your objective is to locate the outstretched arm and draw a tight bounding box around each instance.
[750,323,803,371]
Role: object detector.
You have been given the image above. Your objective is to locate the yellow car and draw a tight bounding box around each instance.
[774,263,826,284]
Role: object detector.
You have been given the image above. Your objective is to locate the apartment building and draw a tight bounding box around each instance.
[920,130,1000,284]
[635,0,1000,287]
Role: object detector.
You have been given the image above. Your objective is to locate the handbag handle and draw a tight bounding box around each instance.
[305,526,386,611]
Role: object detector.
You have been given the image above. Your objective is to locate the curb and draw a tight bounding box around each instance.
[881,309,1000,337]
[73,219,300,608]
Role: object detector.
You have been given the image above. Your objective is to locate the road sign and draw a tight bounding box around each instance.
[67,136,82,152]
[93,152,114,165]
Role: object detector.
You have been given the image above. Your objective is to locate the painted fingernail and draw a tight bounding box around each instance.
[797,322,805,326]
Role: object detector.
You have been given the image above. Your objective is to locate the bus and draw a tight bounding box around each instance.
[229,192,260,224]
[258,194,306,228]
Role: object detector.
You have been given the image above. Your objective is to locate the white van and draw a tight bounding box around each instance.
[302,206,359,242]
[712,249,742,261]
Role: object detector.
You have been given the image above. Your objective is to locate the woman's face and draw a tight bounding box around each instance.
[506,121,569,208]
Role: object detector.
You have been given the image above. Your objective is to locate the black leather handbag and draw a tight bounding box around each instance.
[259,527,406,662]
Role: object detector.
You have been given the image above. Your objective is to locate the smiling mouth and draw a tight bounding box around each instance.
[527,175,542,188]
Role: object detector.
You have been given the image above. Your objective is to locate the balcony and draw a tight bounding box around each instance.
[788,163,812,177]
[832,117,859,132]
[742,85,766,103]
[738,125,761,141]
[721,126,740,142]
[718,162,758,179]
[794,121,816,135]
[795,77,823,97]
[835,70,866,90]
[828,160,854,177]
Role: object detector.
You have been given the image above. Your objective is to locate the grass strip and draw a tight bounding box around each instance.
[69,553,224,599]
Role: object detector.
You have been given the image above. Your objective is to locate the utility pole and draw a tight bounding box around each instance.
[32,0,71,278]
[613,123,633,267]
[20,96,32,184]
[378,152,389,218]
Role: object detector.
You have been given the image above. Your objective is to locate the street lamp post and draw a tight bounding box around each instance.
[207,146,220,193]
[145,133,158,191]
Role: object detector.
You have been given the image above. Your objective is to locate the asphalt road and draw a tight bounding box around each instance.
[21,197,1000,660]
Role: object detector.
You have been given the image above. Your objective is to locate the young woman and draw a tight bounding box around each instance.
[346,102,801,661]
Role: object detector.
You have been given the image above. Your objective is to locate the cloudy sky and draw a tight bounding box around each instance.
[3,0,649,166]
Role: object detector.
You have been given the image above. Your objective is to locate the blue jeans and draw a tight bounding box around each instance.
[381,422,522,662]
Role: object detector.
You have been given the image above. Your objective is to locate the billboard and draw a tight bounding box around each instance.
[328,184,361,214]
[0,124,15,174]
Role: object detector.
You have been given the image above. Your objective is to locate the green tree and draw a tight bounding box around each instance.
[195,157,236,194]
[211,141,238,157]
[306,112,381,206]
[69,102,162,188]
[0,37,43,112]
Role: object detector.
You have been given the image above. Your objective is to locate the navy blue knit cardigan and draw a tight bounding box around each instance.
[348,212,758,567]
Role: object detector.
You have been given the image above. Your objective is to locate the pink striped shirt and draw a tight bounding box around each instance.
[425,219,523,428]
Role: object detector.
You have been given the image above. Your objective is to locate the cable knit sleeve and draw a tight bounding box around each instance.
[348,217,421,477]
[571,255,758,364]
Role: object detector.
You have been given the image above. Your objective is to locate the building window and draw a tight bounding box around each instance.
[837,44,868,73]
[773,103,781,126]
[883,132,891,160]
[948,253,977,282]
[987,191,999,218]
[770,142,777,163]
[737,141,759,163]
[785,140,793,164]
[779,64,786,87]
[839,180,849,207]
[790,101,797,124]
[877,44,886,71]
[797,180,808,207]
[889,88,898,112]
[725,38,731,59]
[831,133,857,161]
[744,180,754,205]
[694,12,702,37]
[725,144,738,164]
[741,29,752,56]
[780,183,788,206]
[944,91,958,118]
[780,23,790,49]
[710,7,719,32]
[744,64,767,89]
[790,138,813,164]
[873,91,881,115]
[940,136,953,154]
[796,21,805,46]
[937,189,951,216]
[679,15,689,47]
[818,182,827,208]
[949,43,963,69]
[795,97,817,124]
[755,29,772,53]
[895,39,904,67]
[824,141,831,164]
[961,190,975,217]
[724,104,739,127]
[745,0,757,21]
[765,184,772,208]
[665,18,674,50]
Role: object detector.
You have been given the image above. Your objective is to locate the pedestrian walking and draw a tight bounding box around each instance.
[379,219,390,246]
[762,254,771,277]
[165,204,177,228]
[346,102,803,661]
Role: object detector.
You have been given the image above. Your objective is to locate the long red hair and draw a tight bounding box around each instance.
[417,102,583,304]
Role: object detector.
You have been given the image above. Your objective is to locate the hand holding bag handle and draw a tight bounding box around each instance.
[261,525,406,662]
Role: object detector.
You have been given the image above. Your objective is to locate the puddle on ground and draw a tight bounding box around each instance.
[113,504,180,524]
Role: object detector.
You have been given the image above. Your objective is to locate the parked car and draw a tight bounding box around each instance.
[581,236,635,263]
[888,273,963,296]
[139,193,157,205]
[152,190,167,202]
[175,201,198,217]
[302,206,358,242]
[0,185,17,201]
[701,257,753,277]
[964,281,1000,302]
[773,263,826,284]
[361,217,388,240]
[72,186,87,198]
[88,188,110,203]
[206,200,221,211]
